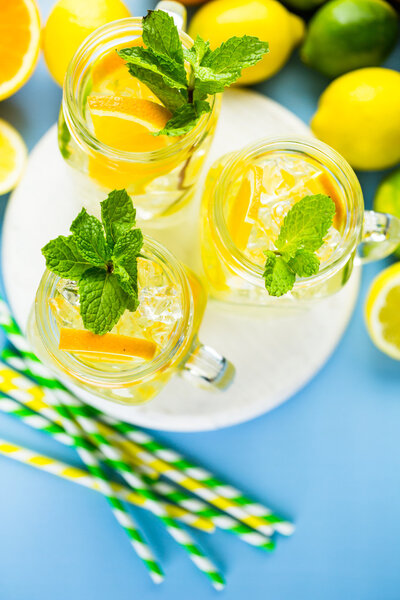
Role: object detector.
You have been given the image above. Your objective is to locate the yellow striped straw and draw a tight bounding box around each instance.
[0,439,214,533]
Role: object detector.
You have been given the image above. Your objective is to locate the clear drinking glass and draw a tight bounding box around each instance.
[201,137,400,306]
[27,237,234,405]
[58,10,220,224]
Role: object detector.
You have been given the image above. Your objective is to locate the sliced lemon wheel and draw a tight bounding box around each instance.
[0,119,27,195]
[59,328,157,361]
[365,263,400,360]
[0,0,41,100]
[87,95,172,152]
[227,165,264,251]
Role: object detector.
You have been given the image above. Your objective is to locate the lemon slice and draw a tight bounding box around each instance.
[0,119,27,195]
[365,263,400,360]
[59,328,157,361]
[227,165,264,250]
[87,96,172,152]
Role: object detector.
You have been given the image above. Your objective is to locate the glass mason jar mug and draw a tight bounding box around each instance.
[58,13,220,223]
[28,237,234,405]
[201,137,400,306]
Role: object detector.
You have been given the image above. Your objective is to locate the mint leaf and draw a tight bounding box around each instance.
[184,36,211,68]
[101,189,136,248]
[113,264,139,312]
[262,194,336,297]
[276,194,336,258]
[79,268,129,335]
[70,209,109,266]
[143,10,184,66]
[42,236,92,279]
[126,64,186,112]
[119,11,268,135]
[117,46,187,90]
[202,36,269,74]
[263,251,295,297]
[113,229,143,263]
[43,189,145,335]
[288,250,320,278]
[157,102,211,136]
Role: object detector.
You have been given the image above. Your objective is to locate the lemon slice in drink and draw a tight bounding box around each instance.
[365,263,400,360]
[227,165,264,251]
[0,119,27,195]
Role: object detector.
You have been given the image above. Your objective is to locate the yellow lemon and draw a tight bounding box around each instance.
[43,0,131,87]
[189,0,305,85]
[365,262,400,360]
[311,68,400,171]
[0,119,28,195]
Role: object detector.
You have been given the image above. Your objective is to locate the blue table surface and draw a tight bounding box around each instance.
[0,2,399,599]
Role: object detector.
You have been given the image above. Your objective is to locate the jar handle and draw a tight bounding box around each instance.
[357,210,400,264]
[180,340,235,391]
[154,1,187,31]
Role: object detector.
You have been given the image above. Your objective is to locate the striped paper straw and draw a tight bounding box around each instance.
[0,371,163,583]
[115,428,294,536]
[0,381,212,533]
[61,411,225,591]
[0,437,212,531]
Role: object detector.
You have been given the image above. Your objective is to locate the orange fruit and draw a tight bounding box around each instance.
[87,95,172,152]
[0,0,41,100]
[59,328,157,361]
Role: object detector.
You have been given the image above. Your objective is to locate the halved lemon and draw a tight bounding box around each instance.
[227,165,264,251]
[87,95,172,152]
[0,0,41,100]
[365,263,400,360]
[0,119,27,195]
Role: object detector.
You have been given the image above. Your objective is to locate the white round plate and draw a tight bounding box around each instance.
[2,89,360,431]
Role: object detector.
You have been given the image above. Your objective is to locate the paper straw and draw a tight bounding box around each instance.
[0,436,213,531]
[0,369,163,583]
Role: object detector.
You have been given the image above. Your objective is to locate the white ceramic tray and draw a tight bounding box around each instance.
[2,89,360,431]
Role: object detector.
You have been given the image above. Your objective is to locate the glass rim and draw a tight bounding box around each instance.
[211,136,364,290]
[63,17,216,163]
[34,235,194,386]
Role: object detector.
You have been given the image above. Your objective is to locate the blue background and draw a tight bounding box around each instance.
[0,1,399,598]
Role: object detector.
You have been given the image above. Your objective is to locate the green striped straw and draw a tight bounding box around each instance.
[59,409,225,591]
[111,425,294,536]
[0,391,212,532]
[0,362,223,589]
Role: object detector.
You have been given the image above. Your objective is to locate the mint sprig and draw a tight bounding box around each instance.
[263,194,336,297]
[117,10,269,136]
[42,189,143,335]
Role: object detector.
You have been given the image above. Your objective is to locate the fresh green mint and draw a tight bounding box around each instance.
[117,10,269,136]
[263,194,336,297]
[42,189,143,335]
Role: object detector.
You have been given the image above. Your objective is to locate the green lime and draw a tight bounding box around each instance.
[301,0,398,78]
[374,168,400,260]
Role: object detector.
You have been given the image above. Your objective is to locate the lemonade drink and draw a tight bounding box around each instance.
[201,138,361,306]
[28,236,235,404]
[58,18,220,222]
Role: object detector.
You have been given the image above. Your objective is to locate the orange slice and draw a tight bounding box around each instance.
[306,170,345,230]
[0,0,41,100]
[59,328,157,360]
[87,95,172,152]
[227,165,264,250]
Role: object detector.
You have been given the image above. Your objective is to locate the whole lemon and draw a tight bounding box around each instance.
[301,0,398,78]
[188,0,305,85]
[43,0,131,87]
[311,68,400,171]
